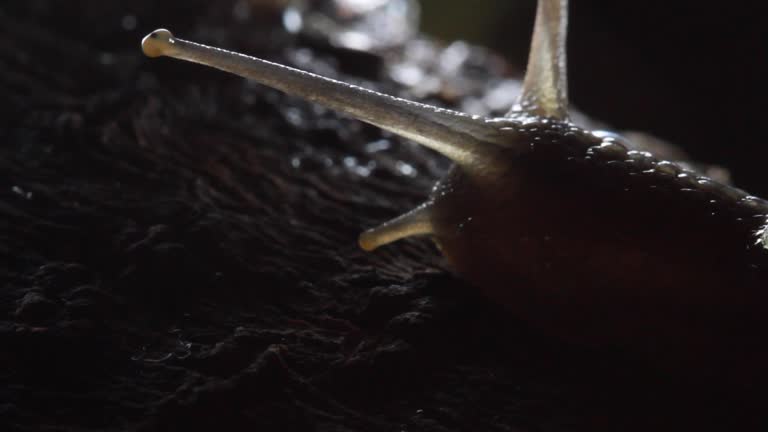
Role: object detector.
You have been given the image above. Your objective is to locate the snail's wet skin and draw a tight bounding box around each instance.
[430,120,768,382]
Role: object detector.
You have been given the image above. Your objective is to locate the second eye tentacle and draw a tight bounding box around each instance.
[508,0,570,120]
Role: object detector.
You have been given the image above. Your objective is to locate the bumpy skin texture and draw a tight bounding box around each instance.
[430,119,768,383]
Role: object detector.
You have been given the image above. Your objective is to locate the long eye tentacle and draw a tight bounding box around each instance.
[141,29,500,167]
[509,0,569,120]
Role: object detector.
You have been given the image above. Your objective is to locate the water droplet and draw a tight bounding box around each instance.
[365,139,392,153]
[11,186,32,200]
[395,161,416,176]
[283,7,303,33]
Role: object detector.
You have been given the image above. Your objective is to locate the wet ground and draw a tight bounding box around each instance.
[1,1,766,431]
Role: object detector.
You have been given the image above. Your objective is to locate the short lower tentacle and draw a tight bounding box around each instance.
[359,203,435,251]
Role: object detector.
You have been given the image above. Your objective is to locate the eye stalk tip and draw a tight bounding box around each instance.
[142,29,175,58]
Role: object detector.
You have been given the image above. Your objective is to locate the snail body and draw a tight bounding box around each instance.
[142,0,768,383]
[430,120,768,380]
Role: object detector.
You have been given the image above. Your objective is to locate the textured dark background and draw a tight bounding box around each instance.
[1,0,766,431]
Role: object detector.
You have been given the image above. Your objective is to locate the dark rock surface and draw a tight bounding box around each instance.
[1,1,765,431]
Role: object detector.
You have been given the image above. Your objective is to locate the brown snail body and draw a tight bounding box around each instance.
[429,118,768,380]
[141,0,768,383]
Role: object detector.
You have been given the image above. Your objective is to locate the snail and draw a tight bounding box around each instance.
[142,0,768,384]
